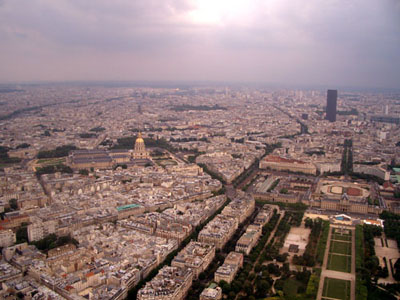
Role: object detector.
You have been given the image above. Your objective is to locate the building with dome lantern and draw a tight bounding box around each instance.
[132,132,149,160]
[68,132,152,169]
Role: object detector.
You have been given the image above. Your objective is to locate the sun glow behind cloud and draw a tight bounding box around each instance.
[187,0,258,25]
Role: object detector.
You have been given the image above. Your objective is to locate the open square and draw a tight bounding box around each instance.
[332,228,351,236]
[282,226,310,256]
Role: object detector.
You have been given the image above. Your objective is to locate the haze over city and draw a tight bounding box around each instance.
[0,0,400,88]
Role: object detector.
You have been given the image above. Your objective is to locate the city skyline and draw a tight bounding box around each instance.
[0,84,399,299]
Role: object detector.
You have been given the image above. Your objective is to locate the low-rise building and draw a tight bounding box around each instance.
[172,241,215,279]
[221,193,255,223]
[0,229,16,247]
[0,261,22,283]
[253,204,276,227]
[235,224,261,255]
[200,283,222,300]
[117,204,145,220]
[137,266,193,300]
[198,215,238,249]
[214,252,243,284]
[27,220,58,242]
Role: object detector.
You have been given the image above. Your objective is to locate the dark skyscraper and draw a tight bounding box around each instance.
[326,89,337,122]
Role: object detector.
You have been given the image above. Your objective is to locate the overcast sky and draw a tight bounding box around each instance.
[0,0,399,88]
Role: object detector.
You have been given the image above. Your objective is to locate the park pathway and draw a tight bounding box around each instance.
[350,227,356,300]
[316,224,333,300]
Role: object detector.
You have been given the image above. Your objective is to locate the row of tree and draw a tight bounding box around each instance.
[293,218,326,267]
[31,234,79,252]
[218,212,280,299]
[341,139,353,174]
[380,211,400,247]
[355,224,396,300]
[37,145,77,159]
[0,146,21,165]
[35,164,73,176]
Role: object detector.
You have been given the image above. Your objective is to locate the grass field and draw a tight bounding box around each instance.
[330,240,352,255]
[155,159,178,167]
[332,228,351,236]
[36,158,66,165]
[327,253,351,273]
[322,277,351,300]
[331,233,352,242]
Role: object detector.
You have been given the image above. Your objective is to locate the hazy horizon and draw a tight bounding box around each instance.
[1,80,400,94]
[1,0,399,89]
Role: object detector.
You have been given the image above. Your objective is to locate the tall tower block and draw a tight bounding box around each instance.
[326,89,337,122]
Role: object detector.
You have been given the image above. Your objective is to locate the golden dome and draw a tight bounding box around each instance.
[133,131,149,159]
[136,132,144,143]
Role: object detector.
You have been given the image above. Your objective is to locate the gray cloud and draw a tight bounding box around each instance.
[0,0,399,88]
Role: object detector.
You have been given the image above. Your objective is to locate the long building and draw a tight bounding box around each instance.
[259,155,317,175]
[68,134,150,169]
[353,164,390,181]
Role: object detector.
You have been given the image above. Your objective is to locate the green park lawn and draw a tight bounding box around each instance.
[322,277,351,300]
[330,240,352,255]
[327,253,351,273]
[331,233,352,242]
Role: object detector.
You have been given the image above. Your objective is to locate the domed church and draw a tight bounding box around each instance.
[132,132,150,160]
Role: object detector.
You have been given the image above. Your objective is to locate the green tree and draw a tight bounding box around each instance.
[79,169,89,176]
[244,280,253,295]
[16,226,28,243]
[255,280,270,298]
[9,198,18,210]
